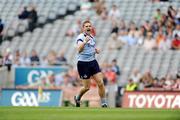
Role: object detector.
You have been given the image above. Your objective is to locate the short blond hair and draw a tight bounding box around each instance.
[82,20,91,27]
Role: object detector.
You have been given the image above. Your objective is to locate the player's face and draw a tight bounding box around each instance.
[83,22,92,35]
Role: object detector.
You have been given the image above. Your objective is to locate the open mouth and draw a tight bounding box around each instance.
[87,29,91,32]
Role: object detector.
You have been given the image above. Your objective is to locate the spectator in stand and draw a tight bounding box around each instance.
[18,6,30,19]
[167,5,177,21]
[128,21,137,38]
[163,28,173,50]
[136,28,145,46]
[143,32,157,51]
[155,28,166,49]
[13,55,20,67]
[2,48,13,71]
[175,8,180,25]
[152,77,161,88]
[66,19,81,37]
[14,50,21,62]
[130,69,141,83]
[104,65,117,85]
[166,19,174,34]
[12,50,21,67]
[30,49,40,66]
[19,50,31,66]
[141,71,154,88]
[151,19,159,34]
[138,78,145,90]
[108,4,120,22]
[119,19,126,33]
[28,6,38,32]
[128,21,139,45]
[111,59,120,76]
[156,20,164,32]
[173,24,180,37]
[40,55,48,67]
[171,34,180,50]
[158,77,166,88]
[160,13,168,26]
[163,74,174,90]
[47,50,57,65]
[172,76,180,90]
[125,79,137,91]
[0,19,4,44]
[128,21,138,37]
[117,30,129,45]
[56,50,67,65]
[118,21,139,46]
[107,33,124,50]
[100,6,108,20]
[143,20,152,32]
[154,9,162,21]
[94,0,107,20]
[139,25,147,37]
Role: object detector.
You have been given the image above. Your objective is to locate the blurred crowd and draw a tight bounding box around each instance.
[105,2,180,51]
[66,0,180,50]
[0,49,67,70]
[125,69,180,91]
[0,47,121,89]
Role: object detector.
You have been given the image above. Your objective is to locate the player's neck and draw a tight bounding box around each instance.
[84,32,91,36]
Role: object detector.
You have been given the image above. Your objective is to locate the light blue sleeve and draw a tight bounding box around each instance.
[76,34,84,44]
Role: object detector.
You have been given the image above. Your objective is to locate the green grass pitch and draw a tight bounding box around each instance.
[0,107,180,120]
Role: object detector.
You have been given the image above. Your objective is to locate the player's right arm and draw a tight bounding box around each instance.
[76,36,90,53]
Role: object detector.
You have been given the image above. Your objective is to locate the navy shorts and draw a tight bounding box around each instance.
[77,60,101,79]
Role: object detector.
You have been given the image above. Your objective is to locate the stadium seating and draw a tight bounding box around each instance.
[0,0,179,87]
[0,0,79,39]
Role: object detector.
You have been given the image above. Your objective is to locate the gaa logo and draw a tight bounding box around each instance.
[11,92,50,106]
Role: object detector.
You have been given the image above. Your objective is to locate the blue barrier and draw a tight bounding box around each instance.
[14,67,67,86]
[0,88,63,106]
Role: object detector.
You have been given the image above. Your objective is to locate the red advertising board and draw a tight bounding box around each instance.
[122,91,180,109]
